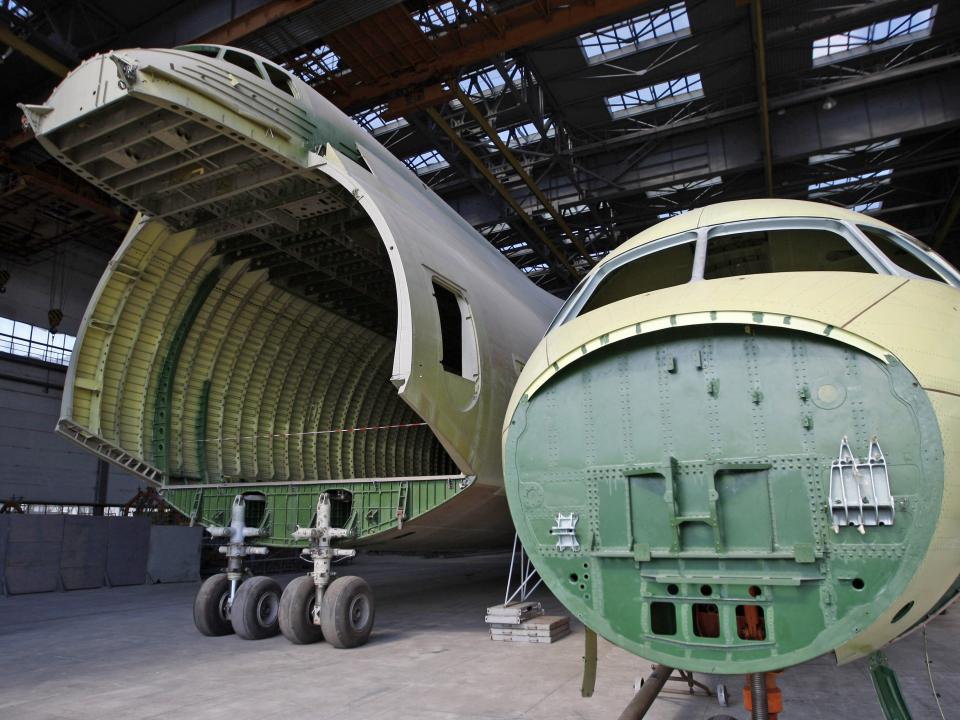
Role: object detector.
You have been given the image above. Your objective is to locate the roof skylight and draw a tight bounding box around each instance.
[580,2,690,64]
[808,138,901,165]
[289,44,341,80]
[489,121,556,149]
[404,149,449,174]
[458,64,509,98]
[353,104,409,135]
[606,73,703,119]
[522,262,550,275]
[812,6,937,66]
[850,200,883,214]
[6,1,32,19]
[808,169,892,196]
[646,175,721,199]
[657,209,685,219]
[414,0,481,33]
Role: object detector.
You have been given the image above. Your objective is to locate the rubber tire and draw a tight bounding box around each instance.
[194,573,234,637]
[319,575,375,648]
[279,575,324,645]
[231,576,282,640]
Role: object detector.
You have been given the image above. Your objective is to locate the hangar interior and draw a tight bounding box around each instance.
[1,1,959,719]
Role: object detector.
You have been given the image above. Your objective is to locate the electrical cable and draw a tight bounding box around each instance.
[922,626,947,720]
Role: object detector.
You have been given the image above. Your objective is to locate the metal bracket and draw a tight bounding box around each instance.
[830,437,894,534]
[550,512,580,551]
[869,651,913,720]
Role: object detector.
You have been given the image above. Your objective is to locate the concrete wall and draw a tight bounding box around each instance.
[0,515,201,594]
[0,245,143,505]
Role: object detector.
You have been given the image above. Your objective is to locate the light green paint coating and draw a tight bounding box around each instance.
[504,325,944,674]
[163,476,465,546]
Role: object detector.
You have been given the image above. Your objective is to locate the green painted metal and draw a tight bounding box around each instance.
[152,269,222,471]
[504,325,944,674]
[195,379,211,482]
[162,476,465,547]
[869,652,913,720]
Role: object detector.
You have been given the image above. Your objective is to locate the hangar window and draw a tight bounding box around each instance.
[647,175,721,199]
[580,3,690,64]
[857,226,948,283]
[704,228,875,279]
[432,280,479,380]
[0,316,75,366]
[808,169,892,197]
[405,149,448,174]
[808,138,900,165]
[223,50,264,79]
[850,201,882,214]
[812,6,937,66]
[606,73,703,119]
[576,235,697,316]
[354,104,409,135]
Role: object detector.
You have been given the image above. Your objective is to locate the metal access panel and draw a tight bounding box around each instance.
[504,325,943,674]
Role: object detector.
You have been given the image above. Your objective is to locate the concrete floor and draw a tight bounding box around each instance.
[0,553,956,720]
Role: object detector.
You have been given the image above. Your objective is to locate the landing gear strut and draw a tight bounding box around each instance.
[193,494,273,639]
[279,493,375,647]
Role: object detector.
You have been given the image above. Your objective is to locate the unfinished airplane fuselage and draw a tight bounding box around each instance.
[22,45,561,553]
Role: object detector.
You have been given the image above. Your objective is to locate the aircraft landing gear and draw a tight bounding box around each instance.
[280,493,374,648]
[193,494,271,638]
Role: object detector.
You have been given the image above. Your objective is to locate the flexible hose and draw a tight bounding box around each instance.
[750,672,768,720]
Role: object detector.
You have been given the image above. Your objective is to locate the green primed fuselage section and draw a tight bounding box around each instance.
[505,325,943,674]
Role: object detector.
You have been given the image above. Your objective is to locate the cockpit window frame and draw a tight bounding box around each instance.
[853,224,960,286]
[552,215,958,329]
[549,230,698,329]
[174,44,300,99]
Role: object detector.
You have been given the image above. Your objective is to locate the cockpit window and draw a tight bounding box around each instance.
[578,237,696,316]
[263,63,294,96]
[857,225,946,283]
[704,228,874,279]
[180,45,220,58]
[223,49,263,79]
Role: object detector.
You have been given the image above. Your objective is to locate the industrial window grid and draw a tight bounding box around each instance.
[490,121,556,149]
[404,149,449,174]
[808,138,901,165]
[606,73,703,119]
[657,209,685,219]
[0,316,74,366]
[851,201,883,214]
[522,262,550,275]
[646,175,721,199]
[812,6,937,66]
[456,63,515,99]
[353,104,409,135]
[414,0,482,34]
[808,169,893,196]
[286,44,341,82]
[5,0,31,19]
[579,2,690,64]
